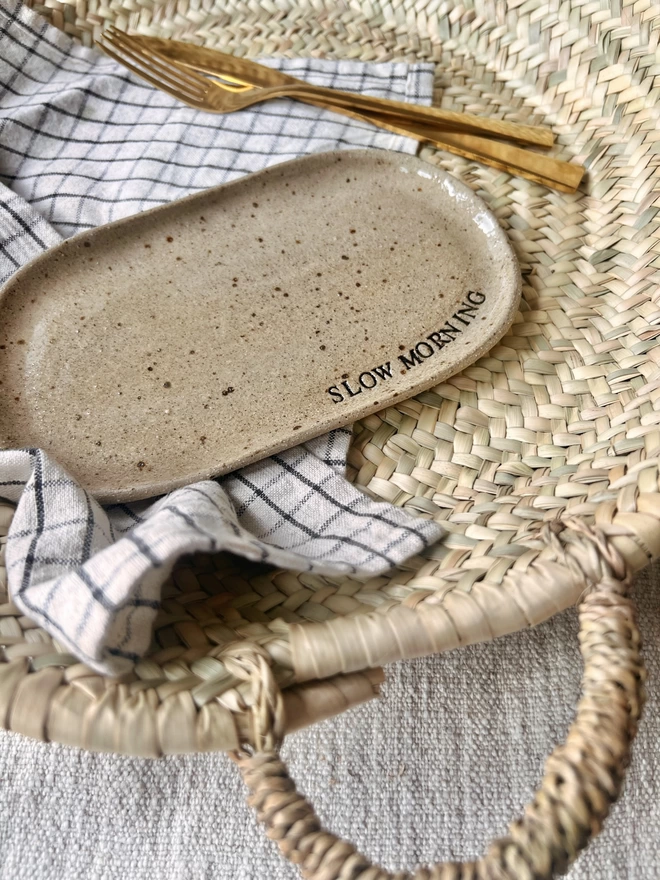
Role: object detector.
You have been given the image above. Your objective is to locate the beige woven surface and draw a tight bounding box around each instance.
[0,0,657,759]
[236,532,645,879]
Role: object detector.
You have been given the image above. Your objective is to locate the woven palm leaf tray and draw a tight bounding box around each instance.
[1,0,657,877]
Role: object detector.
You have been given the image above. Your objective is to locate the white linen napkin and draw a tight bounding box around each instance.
[0,0,441,674]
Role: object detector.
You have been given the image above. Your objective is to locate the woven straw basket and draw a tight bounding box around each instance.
[2,0,657,877]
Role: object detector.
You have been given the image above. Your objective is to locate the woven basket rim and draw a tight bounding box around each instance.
[0,0,658,757]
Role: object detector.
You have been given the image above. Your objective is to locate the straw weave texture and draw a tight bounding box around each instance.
[1,0,658,758]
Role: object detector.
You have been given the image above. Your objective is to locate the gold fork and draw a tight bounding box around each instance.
[97,29,584,192]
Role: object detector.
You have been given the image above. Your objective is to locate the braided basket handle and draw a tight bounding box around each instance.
[231,566,645,880]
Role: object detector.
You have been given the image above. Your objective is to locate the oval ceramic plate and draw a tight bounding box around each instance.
[0,150,521,502]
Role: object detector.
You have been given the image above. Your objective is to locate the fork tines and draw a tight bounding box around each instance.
[98,27,211,108]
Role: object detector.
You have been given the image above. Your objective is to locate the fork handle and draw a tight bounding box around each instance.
[294,98,582,193]
[368,114,583,192]
[278,85,554,148]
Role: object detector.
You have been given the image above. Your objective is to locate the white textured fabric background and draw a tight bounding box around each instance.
[0,565,657,879]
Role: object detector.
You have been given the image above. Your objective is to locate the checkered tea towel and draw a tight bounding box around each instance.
[0,0,441,675]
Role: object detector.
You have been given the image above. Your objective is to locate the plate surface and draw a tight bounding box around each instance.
[0,150,521,502]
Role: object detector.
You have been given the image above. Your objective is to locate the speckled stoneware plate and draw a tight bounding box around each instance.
[0,150,521,502]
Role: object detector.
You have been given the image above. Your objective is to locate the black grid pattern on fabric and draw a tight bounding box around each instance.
[0,0,439,674]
